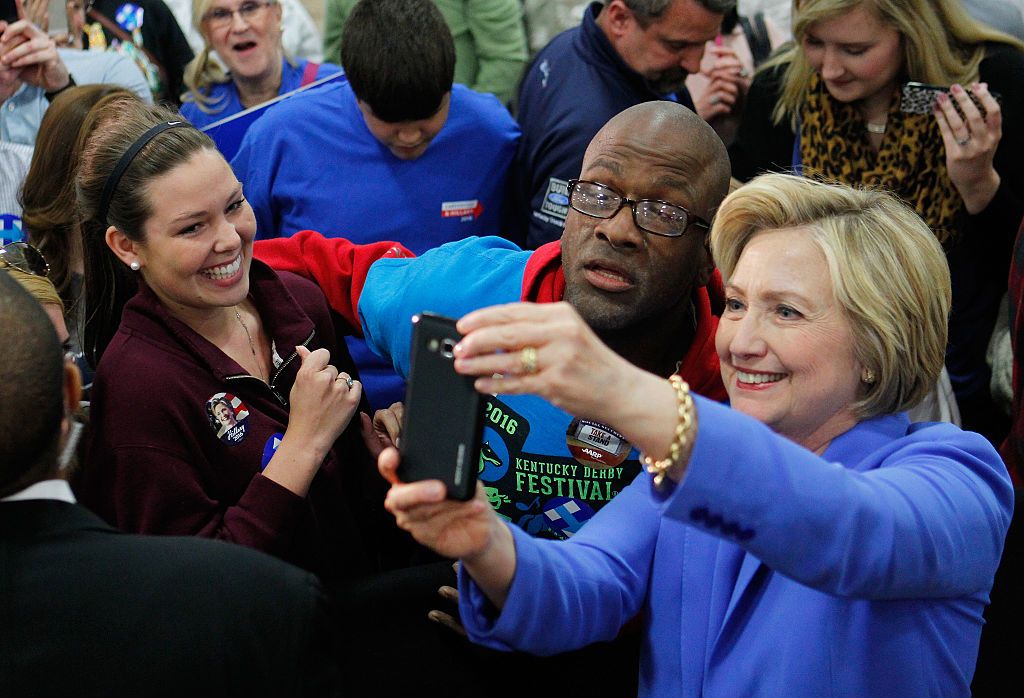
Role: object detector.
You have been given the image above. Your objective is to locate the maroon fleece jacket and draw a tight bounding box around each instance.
[77,261,389,587]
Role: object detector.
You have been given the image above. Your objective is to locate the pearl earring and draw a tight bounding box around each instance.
[130,260,141,271]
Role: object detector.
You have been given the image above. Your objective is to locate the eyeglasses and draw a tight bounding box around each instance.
[202,0,275,29]
[0,242,50,278]
[567,179,710,238]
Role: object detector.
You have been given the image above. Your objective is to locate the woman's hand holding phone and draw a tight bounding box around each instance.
[933,82,1003,213]
[379,447,516,610]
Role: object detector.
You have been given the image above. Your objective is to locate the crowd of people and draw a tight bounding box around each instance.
[2,0,1022,695]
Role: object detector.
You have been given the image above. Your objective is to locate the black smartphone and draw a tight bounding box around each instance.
[900,81,1001,116]
[399,312,484,501]
[1,0,18,24]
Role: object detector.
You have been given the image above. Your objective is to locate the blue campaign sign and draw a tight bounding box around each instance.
[1,213,24,245]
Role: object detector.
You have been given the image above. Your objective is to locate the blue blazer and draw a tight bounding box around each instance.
[461,396,1013,696]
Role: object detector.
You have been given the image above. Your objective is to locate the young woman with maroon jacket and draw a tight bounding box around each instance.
[73,101,395,589]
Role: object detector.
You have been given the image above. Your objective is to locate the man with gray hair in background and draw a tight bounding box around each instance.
[514,0,736,249]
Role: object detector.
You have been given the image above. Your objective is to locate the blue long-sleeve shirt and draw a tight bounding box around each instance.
[461,397,1013,696]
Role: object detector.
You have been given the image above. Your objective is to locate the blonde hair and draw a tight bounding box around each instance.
[711,173,951,419]
[767,0,1024,128]
[1,266,66,315]
[181,0,287,114]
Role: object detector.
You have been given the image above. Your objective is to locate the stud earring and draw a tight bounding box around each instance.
[130,260,141,271]
[861,368,876,384]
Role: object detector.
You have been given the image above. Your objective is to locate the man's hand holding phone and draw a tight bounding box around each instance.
[0,0,71,94]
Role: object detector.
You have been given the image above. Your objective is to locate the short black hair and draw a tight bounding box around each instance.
[0,270,64,497]
[341,0,456,123]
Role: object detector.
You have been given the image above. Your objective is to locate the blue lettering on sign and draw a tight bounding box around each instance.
[1,213,24,244]
[546,192,569,206]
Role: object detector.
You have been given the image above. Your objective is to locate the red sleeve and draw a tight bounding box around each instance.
[678,285,727,402]
[253,230,414,332]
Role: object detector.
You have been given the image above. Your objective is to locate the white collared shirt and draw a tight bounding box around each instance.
[1,479,76,503]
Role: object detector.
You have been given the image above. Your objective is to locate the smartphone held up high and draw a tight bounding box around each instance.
[47,0,69,35]
[0,0,68,33]
[399,312,484,501]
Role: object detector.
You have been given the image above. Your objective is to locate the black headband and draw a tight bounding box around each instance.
[98,120,191,224]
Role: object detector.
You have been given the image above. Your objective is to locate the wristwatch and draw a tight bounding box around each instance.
[44,75,77,102]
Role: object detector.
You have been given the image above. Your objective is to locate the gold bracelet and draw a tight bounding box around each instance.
[642,375,698,490]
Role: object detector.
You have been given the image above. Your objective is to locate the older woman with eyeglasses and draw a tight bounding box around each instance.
[180,0,340,129]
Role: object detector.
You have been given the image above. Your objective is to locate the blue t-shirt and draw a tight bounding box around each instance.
[513,2,695,248]
[180,58,342,129]
[232,82,520,409]
[359,237,644,539]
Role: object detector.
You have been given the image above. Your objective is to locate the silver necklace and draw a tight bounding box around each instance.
[865,121,887,134]
[234,307,266,382]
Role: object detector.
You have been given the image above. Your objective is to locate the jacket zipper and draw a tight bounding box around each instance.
[224,330,316,407]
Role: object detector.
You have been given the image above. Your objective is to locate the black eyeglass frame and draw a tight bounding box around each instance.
[567,178,711,238]
[0,241,51,278]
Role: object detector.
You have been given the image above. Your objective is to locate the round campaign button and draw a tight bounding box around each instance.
[565,418,631,469]
[205,392,250,445]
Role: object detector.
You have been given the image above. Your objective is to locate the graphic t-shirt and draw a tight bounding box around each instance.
[359,237,643,539]
[476,395,640,538]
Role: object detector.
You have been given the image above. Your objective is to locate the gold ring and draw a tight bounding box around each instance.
[519,346,538,375]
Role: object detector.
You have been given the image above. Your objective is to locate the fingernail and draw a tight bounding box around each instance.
[951,84,963,95]
[937,93,948,104]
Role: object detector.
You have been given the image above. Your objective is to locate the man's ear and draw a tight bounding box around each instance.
[61,359,83,439]
[603,0,636,39]
[696,235,714,288]
[105,225,140,269]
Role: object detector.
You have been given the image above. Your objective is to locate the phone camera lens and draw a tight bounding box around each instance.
[441,338,457,359]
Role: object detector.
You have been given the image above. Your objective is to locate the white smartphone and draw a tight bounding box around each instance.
[47,0,69,35]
